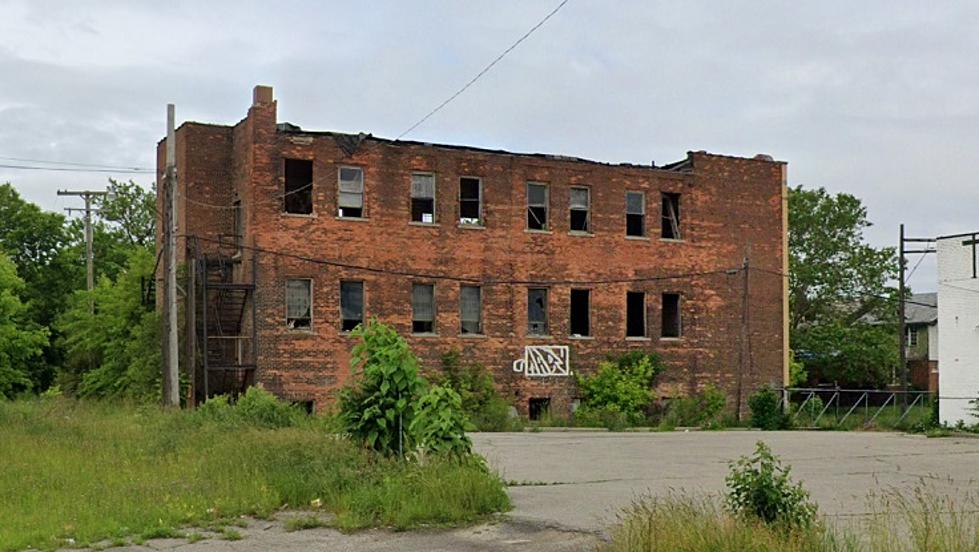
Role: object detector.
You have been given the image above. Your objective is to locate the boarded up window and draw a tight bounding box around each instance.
[570,187,590,232]
[626,191,645,237]
[286,279,311,329]
[284,159,313,214]
[528,288,548,335]
[460,285,482,334]
[627,291,646,337]
[527,182,548,230]
[661,192,681,239]
[412,284,435,334]
[459,177,482,224]
[570,288,590,336]
[662,292,681,338]
[411,173,435,223]
[338,167,364,218]
[340,281,363,332]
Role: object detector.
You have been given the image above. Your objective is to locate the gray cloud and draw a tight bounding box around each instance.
[2,0,976,290]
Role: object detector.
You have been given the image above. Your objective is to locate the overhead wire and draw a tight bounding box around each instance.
[0,163,153,174]
[0,155,154,171]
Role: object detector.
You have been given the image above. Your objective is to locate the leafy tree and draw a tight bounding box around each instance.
[789,186,899,387]
[409,385,473,458]
[575,352,665,425]
[0,253,49,398]
[56,247,160,400]
[96,179,156,247]
[430,350,514,431]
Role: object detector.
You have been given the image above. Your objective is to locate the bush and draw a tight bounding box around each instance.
[192,387,304,428]
[793,395,825,425]
[576,352,664,425]
[430,350,515,432]
[748,386,789,430]
[574,404,630,431]
[409,385,472,458]
[725,441,818,531]
[661,384,728,429]
[338,320,426,456]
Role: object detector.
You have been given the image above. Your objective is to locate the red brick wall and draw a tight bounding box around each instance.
[165,88,787,416]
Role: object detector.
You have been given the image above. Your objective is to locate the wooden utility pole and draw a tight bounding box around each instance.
[736,249,750,422]
[58,189,108,298]
[162,104,180,407]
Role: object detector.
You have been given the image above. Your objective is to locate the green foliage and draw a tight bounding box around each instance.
[749,386,790,430]
[430,350,515,431]
[194,387,305,429]
[96,179,156,247]
[338,320,426,456]
[661,384,728,429]
[56,247,160,400]
[409,385,473,458]
[0,253,49,398]
[789,186,899,388]
[725,441,818,531]
[0,398,509,549]
[793,396,825,425]
[576,352,664,425]
[788,351,808,387]
[574,404,631,431]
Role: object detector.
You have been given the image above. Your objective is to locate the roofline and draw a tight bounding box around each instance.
[936,230,979,240]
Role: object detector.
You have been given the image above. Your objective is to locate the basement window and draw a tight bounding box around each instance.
[527,182,549,230]
[340,281,364,332]
[411,173,435,223]
[661,192,681,239]
[460,285,482,334]
[626,191,645,237]
[626,291,646,337]
[412,283,436,334]
[661,293,681,338]
[338,166,364,218]
[570,289,590,337]
[528,288,549,335]
[459,177,482,225]
[569,187,590,232]
[529,397,550,421]
[286,279,312,329]
[284,159,313,214]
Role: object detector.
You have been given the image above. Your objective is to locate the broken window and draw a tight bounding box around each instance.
[626,291,646,337]
[340,281,364,332]
[662,292,681,338]
[626,191,645,237]
[411,173,435,223]
[527,288,548,335]
[570,288,590,336]
[460,285,482,334]
[529,397,550,421]
[338,166,364,218]
[286,279,312,329]
[570,187,590,233]
[527,182,548,230]
[284,159,313,214]
[459,177,482,225]
[661,192,681,239]
[412,283,436,334]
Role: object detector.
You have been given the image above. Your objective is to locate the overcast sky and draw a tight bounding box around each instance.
[2,0,977,292]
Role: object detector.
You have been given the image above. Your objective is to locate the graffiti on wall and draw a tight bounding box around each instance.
[513,345,571,377]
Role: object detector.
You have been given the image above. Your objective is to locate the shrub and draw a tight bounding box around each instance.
[576,352,664,425]
[338,320,426,456]
[409,384,472,458]
[793,395,824,425]
[725,441,818,531]
[430,350,515,431]
[661,384,728,429]
[192,387,304,428]
[574,404,630,431]
[748,386,789,430]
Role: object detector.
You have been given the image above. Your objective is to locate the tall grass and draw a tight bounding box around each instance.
[0,398,509,551]
[604,488,979,552]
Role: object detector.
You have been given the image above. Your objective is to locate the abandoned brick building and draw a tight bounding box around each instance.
[157,85,789,417]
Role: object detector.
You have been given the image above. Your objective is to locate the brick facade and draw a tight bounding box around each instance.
[158,86,788,416]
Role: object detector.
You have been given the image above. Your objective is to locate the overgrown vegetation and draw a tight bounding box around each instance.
[430,349,518,431]
[575,351,665,428]
[749,386,790,430]
[0,252,48,398]
[661,384,728,430]
[725,442,818,531]
[0,392,509,551]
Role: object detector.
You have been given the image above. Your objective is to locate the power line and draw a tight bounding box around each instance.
[747,265,941,309]
[904,252,928,284]
[395,0,570,140]
[187,233,739,286]
[0,163,153,174]
[0,155,153,171]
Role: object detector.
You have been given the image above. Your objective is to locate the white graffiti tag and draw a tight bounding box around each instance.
[512,345,571,377]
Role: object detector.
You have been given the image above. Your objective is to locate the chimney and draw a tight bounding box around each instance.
[253,85,273,106]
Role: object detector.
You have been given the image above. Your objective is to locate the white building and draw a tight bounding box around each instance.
[936,231,979,426]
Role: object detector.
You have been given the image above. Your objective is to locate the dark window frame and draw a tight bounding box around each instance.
[626,291,647,338]
[569,186,591,233]
[661,292,681,338]
[626,190,645,237]
[412,283,437,334]
[527,287,549,335]
[459,176,483,225]
[339,280,364,332]
[410,172,436,224]
[284,158,313,215]
[570,288,591,337]
[661,192,681,239]
[337,165,365,218]
[459,285,482,335]
[526,182,549,231]
[285,278,313,329]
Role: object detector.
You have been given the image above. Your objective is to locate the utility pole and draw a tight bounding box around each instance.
[736,249,751,422]
[59,189,108,312]
[162,104,180,408]
[898,225,936,413]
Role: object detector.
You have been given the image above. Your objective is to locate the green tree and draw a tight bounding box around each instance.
[96,179,156,247]
[789,186,899,387]
[56,247,160,400]
[0,253,49,398]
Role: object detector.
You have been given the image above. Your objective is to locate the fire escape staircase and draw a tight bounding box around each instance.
[199,255,256,399]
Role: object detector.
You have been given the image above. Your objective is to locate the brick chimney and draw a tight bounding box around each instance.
[253,85,273,106]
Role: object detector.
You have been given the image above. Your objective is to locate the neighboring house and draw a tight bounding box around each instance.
[157,85,789,417]
[936,231,979,426]
[905,292,938,392]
